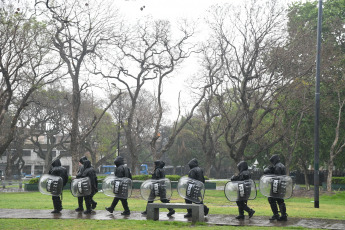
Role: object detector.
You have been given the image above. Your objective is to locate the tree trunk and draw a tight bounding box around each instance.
[326,158,334,192]
[301,164,310,190]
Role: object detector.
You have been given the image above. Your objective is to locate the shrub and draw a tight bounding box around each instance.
[28,176,73,184]
[332,177,345,184]
[28,178,39,184]
[166,175,181,181]
[132,175,151,180]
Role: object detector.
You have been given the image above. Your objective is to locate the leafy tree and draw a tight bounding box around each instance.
[287,0,345,191]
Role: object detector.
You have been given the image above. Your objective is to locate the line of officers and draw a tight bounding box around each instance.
[48,154,288,221]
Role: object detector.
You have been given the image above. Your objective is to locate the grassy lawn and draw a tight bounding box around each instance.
[0,189,343,229]
[0,219,318,230]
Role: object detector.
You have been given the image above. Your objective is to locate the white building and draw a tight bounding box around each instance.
[0,144,73,178]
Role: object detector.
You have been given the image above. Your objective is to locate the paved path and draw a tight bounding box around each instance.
[0,209,344,229]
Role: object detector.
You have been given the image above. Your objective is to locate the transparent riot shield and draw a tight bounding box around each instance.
[224,179,257,202]
[102,175,132,199]
[70,177,91,197]
[177,176,205,203]
[259,175,293,199]
[140,178,172,201]
[39,174,63,196]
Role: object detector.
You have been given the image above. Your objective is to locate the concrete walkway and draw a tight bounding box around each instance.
[0,209,344,229]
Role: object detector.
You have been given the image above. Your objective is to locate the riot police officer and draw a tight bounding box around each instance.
[230,161,255,220]
[184,158,209,218]
[141,160,175,217]
[264,154,288,221]
[105,156,132,215]
[81,160,98,214]
[48,158,68,213]
[75,156,87,212]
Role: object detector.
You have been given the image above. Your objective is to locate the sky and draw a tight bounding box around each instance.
[111,0,240,120]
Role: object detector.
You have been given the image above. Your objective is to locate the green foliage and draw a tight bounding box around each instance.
[166,175,181,181]
[132,175,151,180]
[332,177,345,184]
[29,176,73,184]
[96,175,107,182]
[28,178,39,184]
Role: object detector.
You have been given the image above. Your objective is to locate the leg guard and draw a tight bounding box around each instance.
[185,199,192,216]
[120,199,130,215]
[83,196,92,214]
[278,200,288,221]
[268,197,279,215]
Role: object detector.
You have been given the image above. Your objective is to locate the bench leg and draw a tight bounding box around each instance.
[147,207,159,221]
[191,205,204,223]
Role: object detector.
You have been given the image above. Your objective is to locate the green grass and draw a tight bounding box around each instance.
[0,219,323,230]
[0,189,343,229]
[0,189,344,220]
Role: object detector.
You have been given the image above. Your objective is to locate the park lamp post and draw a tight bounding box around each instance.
[314,0,323,209]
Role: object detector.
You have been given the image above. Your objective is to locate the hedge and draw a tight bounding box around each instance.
[332,177,345,184]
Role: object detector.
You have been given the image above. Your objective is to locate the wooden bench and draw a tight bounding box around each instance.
[147,203,204,223]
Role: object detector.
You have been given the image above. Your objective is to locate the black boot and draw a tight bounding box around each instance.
[269,201,279,220]
[167,208,175,217]
[235,215,245,220]
[91,201,97,209]
[269,214,280,220]
[52,197,62,213]
[83,196,92,214]
[204,205,209,216]
[75,197,84,212]
[121,199,130,215]
[278,203,288,221]
[106,198,119,213]
[141,210,147,215]
[236,205,245,220]
[105,207,114,213]
[91,196,97,209]
[248,209,255,218]
[121,210,131,215]
[184,210,192,218]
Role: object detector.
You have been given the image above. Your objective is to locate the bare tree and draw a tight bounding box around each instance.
[39,0,121,174]
[207,0,291,162]
[26,88,71,173]
[0,4,61,157]
[102,19,204,172]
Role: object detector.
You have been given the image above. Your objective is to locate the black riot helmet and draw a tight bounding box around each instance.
[237,161,248,173]
[114,156,125,167]
[188,158,198,169]
[269,154,280,165]
[154,160,165,169]
[79,156,88,164]
[51,158,61,167]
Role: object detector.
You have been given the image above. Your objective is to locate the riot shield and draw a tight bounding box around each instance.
[140,178,172,201]
[70,177,92,197]
[177,176,205,203]
[224,179,257,202]
[102,175,132,199]
[38,174,63,196]
[259,175,293,199]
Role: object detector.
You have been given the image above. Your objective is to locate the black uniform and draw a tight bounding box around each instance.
[48,158,68,213]
[264,154,288,221]
[230,161,255,219]
[81,160,98,214]
[75,156,88,212]
[142,160,175,217]
[184,158,209,218]
[105,156,132,215]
